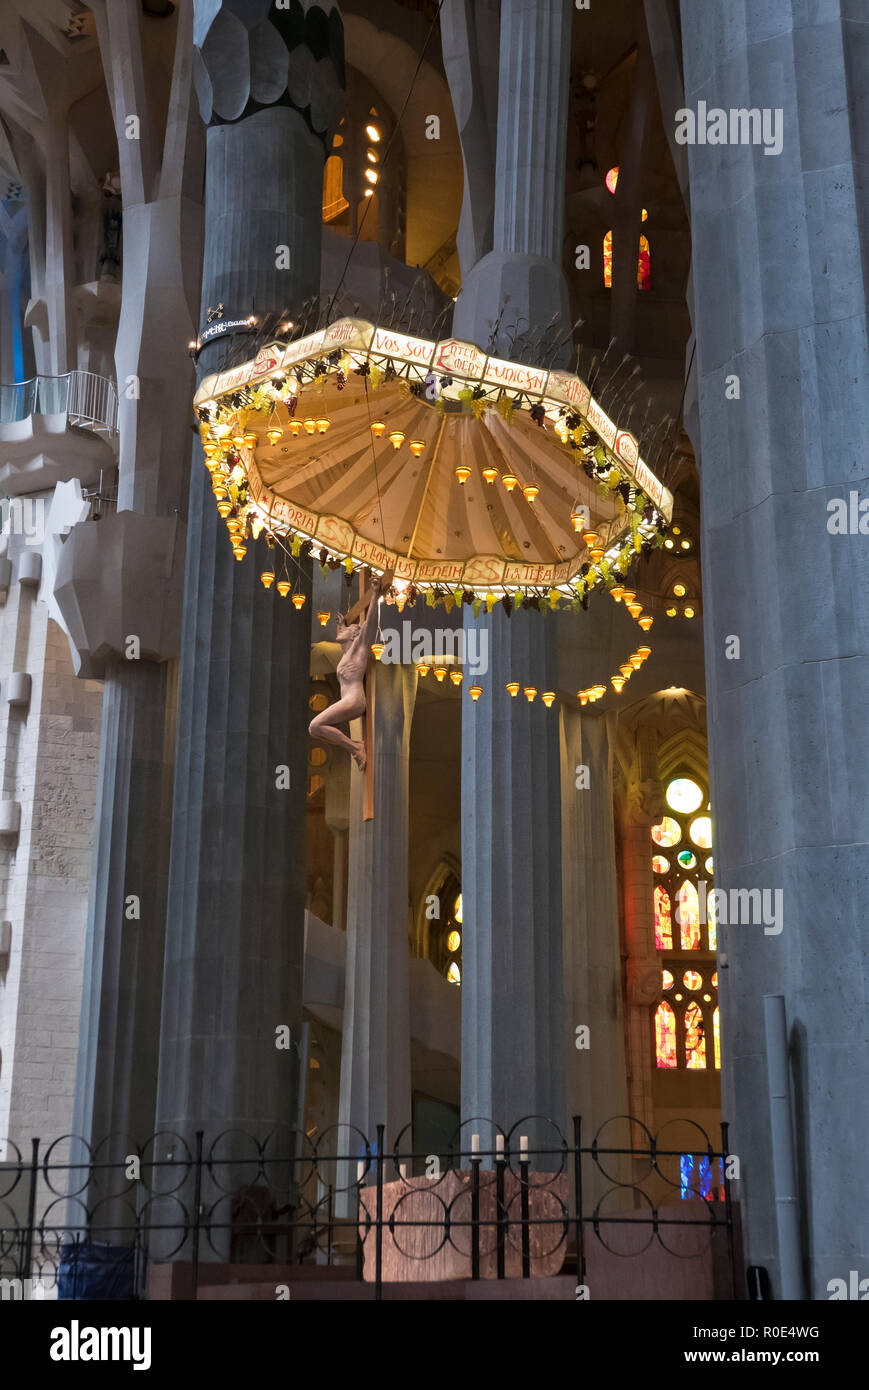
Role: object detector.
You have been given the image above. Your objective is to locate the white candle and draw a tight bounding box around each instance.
[471,1133,480,1155]
[399,1163,407,1179]
[520,1135,529,1159]
[495,1134,505,1161]
[357,1160,366,1182]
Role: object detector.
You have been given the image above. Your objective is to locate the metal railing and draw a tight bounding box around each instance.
[0,1114,738,1302]
[0,371,118,436]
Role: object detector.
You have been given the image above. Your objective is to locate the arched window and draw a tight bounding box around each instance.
[322,153,348,223]
[655,1001,677,1068]
[651,775,719,1071]
[416,863,463,985]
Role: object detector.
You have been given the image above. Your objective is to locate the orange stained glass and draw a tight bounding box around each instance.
[654,886,673,950]
[652,854,669,874]
[683,970,703,991]
[651,816,681,848]
[707,888,717,952]
[655,1001,677,1069]
[677,881,701,949]
[685,1002,706,1069]
[714,1007,721,1069]
[603,230,650,290]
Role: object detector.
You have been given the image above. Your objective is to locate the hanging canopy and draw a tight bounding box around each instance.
[193,318,673,599]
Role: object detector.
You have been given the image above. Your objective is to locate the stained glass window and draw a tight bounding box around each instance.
[651,816,681,847]
[649,776,718,1071]
[654,886,673,950]
[680,1153,724,1201]
[685,1002,706,1069]
[689,815,713,849]
[655,1002,677,1068]
[714,1007,720,1069]
[603,230,651,289]
[677,881,701,950]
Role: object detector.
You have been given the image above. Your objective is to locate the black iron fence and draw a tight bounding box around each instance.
[0,1116,737,1301]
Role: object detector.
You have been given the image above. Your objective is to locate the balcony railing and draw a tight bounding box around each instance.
[0,371,118,438]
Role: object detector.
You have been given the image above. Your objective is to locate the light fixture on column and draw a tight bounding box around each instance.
[315,417,331,434]
[266,426,283,445]
[610,585,625,602]
[582,529,599,549]
[317,610,331,626]
[261,571,275,590]
[434,666,447,682]
[482,466,499,484]
[409,440,425,457]
[506,681,520,697]
[469,685,483,702]
[502,473,519,492]
[621,589,635,606]
[416,663,430,677]
[303,418,316,435]
[276,579,291,597]
[619,663,633,679]
[541,691,556,708]
[611,674,626,692]
[289,419,303,437]
[637,646,652,660]
[627,600,643,619]
[638,615,654,631]
[524,686,537,702]
[523,483,539,503]
[292,592,306,609]
[450,670,463,686]
[371,642,385,660]
[455,464,471,484]
[370,421,386,438]
[388,429,405,450]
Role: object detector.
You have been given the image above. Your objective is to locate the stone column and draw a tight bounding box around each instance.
[460,606,564,1150]
[680,0,869,1297]
[560,707,629,1154]
[155,6,344,1171]
[338,662,416,1158]
[450,0,572,360]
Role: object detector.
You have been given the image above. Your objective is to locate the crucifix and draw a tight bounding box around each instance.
[307,567,393,820]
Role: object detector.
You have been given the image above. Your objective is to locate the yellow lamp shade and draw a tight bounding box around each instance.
[370,421,386,438]
[292,592,306,609]
[570,508,586,532]
[582,530,599,548]
[266,427,283,445]
[204,443,219,458]
[523,484,539,503]
[243,433,257,448]
[303,418,316,435]
[371,642,385,660]
[469,685,483,702]
[621,589,636,605]
[541,691,556,708]
[482,466,499,485]
[388,430,405,450]
[506,681,520,697]
[637,645,652,659]
[629,655,643,670]
[315,418,330,434]
[611,674,626,693]
[433,666,447,682]
[620,663,634,679]
[416,663,430,677]
[589,546,605,562]
[232,546,246,561]
[231,433,245,448]
[502,474,519,492]
[639,615,654,631]
[450,669,463,686]
[213,483,228,499]
[524,686,537,702]
[317,611,331,627]
[408,439,425,457]
[627,601,643,618]
[455,464,471,485]
[217,499,233,518]
[610,585,625,601]
[261,571,275,589]
[276,579,291,597]
[579,691,589,706]
[289,419,303,436]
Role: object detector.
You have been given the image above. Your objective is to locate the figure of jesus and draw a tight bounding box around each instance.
[308,577,384,772]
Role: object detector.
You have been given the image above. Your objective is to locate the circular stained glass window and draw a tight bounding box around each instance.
[662,970,674,990]
[652,855,670,874]
[689,815,713,849]
[677,850,696,869]
[446,962,461,985]
[711,972,718,988]
[666,777,703,814]
[683,970,703,990]
[446,930,461,952]
[705,856,713,874]
[651,816,681,848]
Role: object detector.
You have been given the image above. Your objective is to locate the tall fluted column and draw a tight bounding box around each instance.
[560,708,629,1158]
[338,662,416,1156]
[460,607,564,1148]
[451,0,572,359]
[155,5,344,1166]
[681,0,869,1296]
